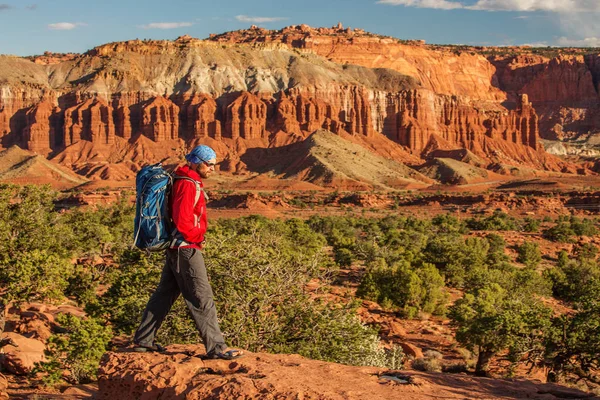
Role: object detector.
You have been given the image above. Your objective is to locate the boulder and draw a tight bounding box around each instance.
[399,342,423,359]
[0,332,46,375]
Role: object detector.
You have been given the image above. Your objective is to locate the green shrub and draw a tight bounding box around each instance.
[543,223,575,243]
[516,242,542,268]
[544,296,600,383]
[570,217,598,237]
[1,250,74,303]
[449,284,552,376]
[335,247,354,267]
[357,259,447,317]
[573,243,598,261]
[466,211,518,231]
[36,313,113,385]
[546,256,600,302]
[522,218,541,233]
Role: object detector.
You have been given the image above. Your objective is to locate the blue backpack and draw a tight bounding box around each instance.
[133,163,201,252]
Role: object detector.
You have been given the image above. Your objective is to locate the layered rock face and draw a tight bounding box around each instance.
[382,91,538,154]
[141,96,179,142]
[0,27,588,178]
[22,100,56,154]
[64,98,115,147]
[212,25,600,143]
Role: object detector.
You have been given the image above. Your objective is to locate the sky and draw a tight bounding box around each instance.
[1,0,600,56]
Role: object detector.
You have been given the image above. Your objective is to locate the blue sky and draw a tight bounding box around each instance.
[1,0,599,56]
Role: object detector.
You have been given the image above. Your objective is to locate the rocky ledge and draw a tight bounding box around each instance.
[97,344,597,400]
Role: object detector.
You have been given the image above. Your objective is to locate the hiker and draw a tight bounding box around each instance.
[133,145,243,360]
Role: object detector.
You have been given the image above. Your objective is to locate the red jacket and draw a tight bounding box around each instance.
[169,165,207,249]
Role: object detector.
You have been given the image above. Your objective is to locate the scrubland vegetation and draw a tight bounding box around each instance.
[0,184,599,390]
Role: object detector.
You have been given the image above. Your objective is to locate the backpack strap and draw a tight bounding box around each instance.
[170,176,205,248]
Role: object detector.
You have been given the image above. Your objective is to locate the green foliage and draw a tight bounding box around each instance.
[0,184,71,260]
[36,313,113,385]
[543,223,576,243]
[466,211,519,231]
[62,196,135,257]
[545,254,600,302]
[541,216,596,244]
[570,216,598,237]
[573,243,598,262]
[89,249,163,335]
[450,284,552,375]
[522,218,541,233]
[516,242,542,268]
[356,259,447,317]
[1,250,74,303]
[544,296,600,383]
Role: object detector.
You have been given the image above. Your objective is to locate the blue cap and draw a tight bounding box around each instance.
[185,145,216,164]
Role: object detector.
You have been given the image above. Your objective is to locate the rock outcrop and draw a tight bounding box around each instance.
[141,96,179,142]
[0,332,46,375]
[64,98,115,147]
[22,100,56,154]
[184,94,221,139]
[224,92,266,139]
[97,345,598,400]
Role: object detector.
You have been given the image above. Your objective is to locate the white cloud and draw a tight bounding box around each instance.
[556,36,600,47]
[467,0,600,12]
[139,22,193,29]
[235,15,288,23]
[376,0,462,9]
[0,4,11,10]
[48,22,86,30]
[378,0,600,12]
[26,4,37,10]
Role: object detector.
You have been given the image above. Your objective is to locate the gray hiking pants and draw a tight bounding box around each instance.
[134,247,227,355]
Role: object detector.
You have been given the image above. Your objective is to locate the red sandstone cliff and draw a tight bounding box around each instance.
[0,26,589,181]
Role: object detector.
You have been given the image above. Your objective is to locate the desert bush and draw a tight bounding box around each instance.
[0,184,71,260]
[62,196,134,257]
[466,211,519,231]
[573,243,598,261]
[36,313,113,385]
[412,350,443,372]
[1,250,74,303]
[543,222,575,243]
[516,242,542,268]
[545,256,600,302]
[522,217,541,233]
[449,284,552,376]
[356,259,447,317]
[569,216,598,237]
[544,293,600,384]
[431,214,469,234]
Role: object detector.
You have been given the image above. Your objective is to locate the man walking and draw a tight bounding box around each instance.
[133,145,243,360]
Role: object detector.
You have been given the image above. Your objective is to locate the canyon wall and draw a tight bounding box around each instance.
[0,27,590,177]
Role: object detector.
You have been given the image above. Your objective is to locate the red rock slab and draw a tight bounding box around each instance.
[97,344,597,400]
[0,333,46,375]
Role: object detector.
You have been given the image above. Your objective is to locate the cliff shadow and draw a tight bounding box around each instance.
[240,138,307,175]
[3,108,27,148]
